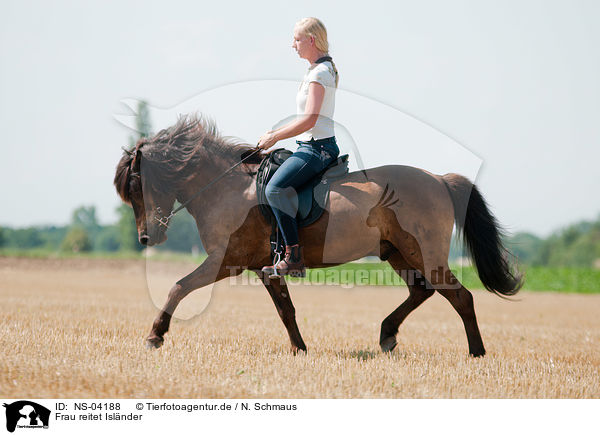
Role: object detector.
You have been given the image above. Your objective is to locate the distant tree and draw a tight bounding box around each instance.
[0,227,5,248]
[565,237,597,266]
[11,228,44,249]
[116,203,142,251]
[127,100,153,149]
[72,206,100,231]
[95,225,121,252]
[70,205,103,249]
[156,208,204,254]
[136,100,152,138]
[38,225,69,251]
[533,218,600,267]
[506,232,543,264]
[532,235,553,266]
[61,227,92,252]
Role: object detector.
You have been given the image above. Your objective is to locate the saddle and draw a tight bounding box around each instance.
[256,148,349,261]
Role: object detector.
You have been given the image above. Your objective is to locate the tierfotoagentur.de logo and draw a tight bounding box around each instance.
[3,401,50,433]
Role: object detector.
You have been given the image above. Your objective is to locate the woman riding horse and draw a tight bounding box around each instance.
[113,20,522,357]
[257,17,340,278]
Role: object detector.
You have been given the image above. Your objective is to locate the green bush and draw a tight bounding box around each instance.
[61,227,92,253]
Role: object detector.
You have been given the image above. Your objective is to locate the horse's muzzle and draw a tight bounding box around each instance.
[139,229,167,246]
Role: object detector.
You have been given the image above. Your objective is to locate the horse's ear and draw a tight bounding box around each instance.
[132,148,142,172]
[121,146,134,157]
[131,138,147,172]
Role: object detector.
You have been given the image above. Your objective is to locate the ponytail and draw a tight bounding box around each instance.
[329,57,339,88]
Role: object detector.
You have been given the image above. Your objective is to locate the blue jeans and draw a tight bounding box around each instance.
[265,137,340,246]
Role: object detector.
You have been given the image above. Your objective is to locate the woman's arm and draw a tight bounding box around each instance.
[258,82,325,150]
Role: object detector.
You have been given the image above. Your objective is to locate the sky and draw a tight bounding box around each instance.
[1,0,599,237]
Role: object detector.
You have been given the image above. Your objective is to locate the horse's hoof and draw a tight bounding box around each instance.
[290,345,307,355]
[469,349,486,358]
[380,336,397,353]
[146,336,164,349]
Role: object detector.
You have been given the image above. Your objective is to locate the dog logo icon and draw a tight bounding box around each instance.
[3,401,50,433]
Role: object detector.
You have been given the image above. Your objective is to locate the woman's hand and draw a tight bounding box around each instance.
[257,83,324,148]
[257,131,278,150]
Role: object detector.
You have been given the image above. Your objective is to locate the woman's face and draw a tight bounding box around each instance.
[292,29,312,60]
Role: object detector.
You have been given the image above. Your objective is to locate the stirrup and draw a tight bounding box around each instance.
[270,247,282,277]
[261,245,282,278]
[268,263,306,279]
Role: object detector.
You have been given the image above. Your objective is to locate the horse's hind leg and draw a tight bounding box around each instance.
[389,236,486,356]
[387,242,486,356]
[437,279,486,357]
[380,251,434,352]
[253,270,307,353]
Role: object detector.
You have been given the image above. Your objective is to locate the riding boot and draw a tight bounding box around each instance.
[275,244,306,278]
[262,244,306,278]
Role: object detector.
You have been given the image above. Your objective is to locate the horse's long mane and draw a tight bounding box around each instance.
[114,114,257,203]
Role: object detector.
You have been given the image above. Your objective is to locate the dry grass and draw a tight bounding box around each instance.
[1,257,598,398]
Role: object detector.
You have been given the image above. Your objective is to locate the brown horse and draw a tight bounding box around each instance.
[114,115,522,357]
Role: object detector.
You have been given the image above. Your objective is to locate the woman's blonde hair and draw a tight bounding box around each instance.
[295,17,339,87]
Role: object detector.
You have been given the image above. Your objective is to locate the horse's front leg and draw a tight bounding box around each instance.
[253,270,307,353]
[146,253,230,348]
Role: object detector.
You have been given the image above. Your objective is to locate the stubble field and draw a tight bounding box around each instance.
[1,257,598,398]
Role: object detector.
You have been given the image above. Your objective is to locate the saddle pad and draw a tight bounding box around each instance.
[256,148,349,228]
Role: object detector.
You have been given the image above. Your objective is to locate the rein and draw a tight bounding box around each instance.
[131,146,262,229]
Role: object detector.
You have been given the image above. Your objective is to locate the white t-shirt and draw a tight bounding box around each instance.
[296,60,337,141]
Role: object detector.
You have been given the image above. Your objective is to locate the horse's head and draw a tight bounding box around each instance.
[114,139,175,246]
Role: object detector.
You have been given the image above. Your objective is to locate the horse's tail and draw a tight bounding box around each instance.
[441,173,523,297]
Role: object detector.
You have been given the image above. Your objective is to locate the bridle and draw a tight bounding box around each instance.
[126,146,262,229]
